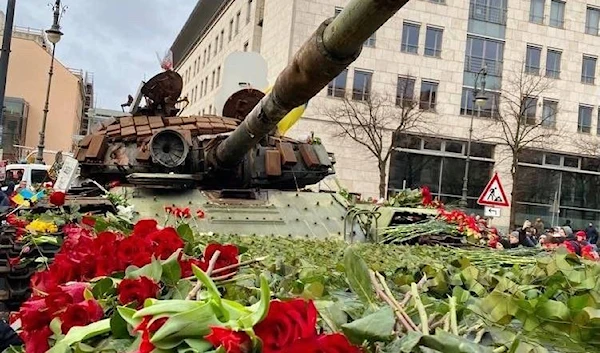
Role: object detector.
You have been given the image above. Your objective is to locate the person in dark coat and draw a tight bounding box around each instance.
[0,319,22,350]
[586,223,599,245]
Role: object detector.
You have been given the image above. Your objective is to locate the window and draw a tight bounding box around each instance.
[243,42,249,52]
[235,11,241,34]
[220,29,224,50]
[470,0,507,25]
[193,60,197,76]
[542,100,557,127]
[586,7,600,35]
[530,0,545,24]
[211,70,215,90]
[460,87,500,118]
[523,97,537,125]
[424,26,443,57]
[31,170,49,184]
[204,77,208,95]
[191,88,195,103]
[364,33,376,48]
[194,85,198,102]
[327,69,347,98]
[214,37,218,55]
[525,45,541,75]
[465,36,504,76]
[207,44,211,62]
[216,66,221,86]
[203,49,207,67]
[582,55,597,84]
[247,0,252,24]
[549,0,565,28]
[578,105,593,133]
[597,109,600,135]
[401,22,420,54]
[352,70,372,101]
[200,81,204,98]
[546,49,561,78]
[229,19,234,41]
[396,76,415,107]
[419,80,438,111]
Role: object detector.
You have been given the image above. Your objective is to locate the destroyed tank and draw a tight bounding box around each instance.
[74,0,416,240]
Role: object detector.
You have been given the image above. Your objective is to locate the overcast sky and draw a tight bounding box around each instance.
[7,0,196,110]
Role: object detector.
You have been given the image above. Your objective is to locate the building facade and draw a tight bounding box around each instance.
[171,0,600,231]
[0,15,93,163]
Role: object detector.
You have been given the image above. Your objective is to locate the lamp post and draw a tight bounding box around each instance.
[35,0,64,164]
[459,66,488,208]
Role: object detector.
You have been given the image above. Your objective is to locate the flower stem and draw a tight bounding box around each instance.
[186,250,220,300]
[411,282,429,335]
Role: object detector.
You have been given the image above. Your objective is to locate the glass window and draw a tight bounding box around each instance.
[388,152,442,194]
[235,11,241,34]
[586,7,600,35]
[523,97,537,125]
[582,158,600,172]
[561,171,600,210]
[396,76,416,107]
[545,153,561,165]
[514,166,561,204]
[31,170,49,184]
[460,87,500,118]
[396,134,422,149]
[596,108,600,135]
[550,0,565,28]
[220,30,224,50]
[425,27,443,57]
[465,36,504,77]
[6,169,24,183]
[243,42,249,51]
[519,149,543,164]
[530,0,545,24]
[445,141,464,154]
[578,105,593,133]
[546,49,561,78]
[214,37,218,55]
[327,69,347,98]
[229,19,234,41]
[364,33,376,48]
[207,44,211,62]
[352,70,372,101]
[470,0,507,25]
[401,23,420,54]
[470,142,494,159]
[419,81,438,111]
[564,156,580,168]
[525,45,541,75]
[423,138,442,150]
[583,56,597,84]
[216,66,221,86]
[542,100,557,127]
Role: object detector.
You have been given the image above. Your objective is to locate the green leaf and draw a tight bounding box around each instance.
[192,265,222,306]
[162,249,183,286]
[133,300,206,318]
[582,307,600,323]
[239,275,271,328]
[341,306,395,344]
[32,236,59,245]
[126,257,163,282]
[315,300,349,332]
[94,218,110,233]
[343,247,376,308]
[171,280,193,300]
[117,306,143,329]
[420,329,494,353]
[183,338,214,352]
[536,300,570,321]
[151,303,221,343]
[177,224,194,243]
[48,319,111,353]
[92,278,116,299]
[383,332,424,353]
[110,309,131,339]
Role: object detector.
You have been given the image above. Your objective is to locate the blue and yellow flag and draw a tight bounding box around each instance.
[12,189,34,206]
[264,86,308,135]
[30,190,46,203]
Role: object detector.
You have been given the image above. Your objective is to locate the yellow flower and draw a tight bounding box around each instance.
[26,219,58,234]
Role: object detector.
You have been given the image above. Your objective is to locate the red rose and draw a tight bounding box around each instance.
[133,219,159,237]
[9,257,20,267]
[147,228,184,259]
[118,277,160,308]
[201,243,239,275]
[19,326,52,353]
[178,253,204,278]
[205,327,251,353]
[20,298,51,331]
[118,235,152,268]
[421,186,433,206]
[60,300,104,334]
[135,316,168,353]
[82,215,96,227]
[254,299,318,353]
[49,191,66,206]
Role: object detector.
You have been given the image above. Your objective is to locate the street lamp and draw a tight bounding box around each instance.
[459,66,488,208]
[35,0,64,164]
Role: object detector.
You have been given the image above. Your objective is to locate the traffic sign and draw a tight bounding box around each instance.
[477,172,509,207]
[484,206,501,218]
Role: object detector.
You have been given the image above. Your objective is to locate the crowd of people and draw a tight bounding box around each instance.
[488,218,600,259]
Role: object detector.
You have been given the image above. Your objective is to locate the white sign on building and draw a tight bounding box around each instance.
[53,156,79,192]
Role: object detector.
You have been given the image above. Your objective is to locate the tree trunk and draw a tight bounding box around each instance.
[378,160,387,199]
[509,158,519,230]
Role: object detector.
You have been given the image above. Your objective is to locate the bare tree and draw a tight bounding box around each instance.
[484,64,563,226]
[320,78,429,198]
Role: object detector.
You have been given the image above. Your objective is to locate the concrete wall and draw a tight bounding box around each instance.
[5,37,83,162]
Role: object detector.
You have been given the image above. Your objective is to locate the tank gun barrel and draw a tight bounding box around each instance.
[214,0,410,168]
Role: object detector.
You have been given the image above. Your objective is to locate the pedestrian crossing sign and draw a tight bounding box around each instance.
[477,172,509,207]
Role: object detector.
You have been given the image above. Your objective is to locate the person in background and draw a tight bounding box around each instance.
[0,319,22,350]
[533,218,545,236]
[586,223,599,245]
[563,220,574,237]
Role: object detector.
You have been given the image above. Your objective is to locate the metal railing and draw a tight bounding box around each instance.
[469,1,507,25]
[464,56,503,76]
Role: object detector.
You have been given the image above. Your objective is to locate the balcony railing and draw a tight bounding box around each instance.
[469,1,507,25]
[464,56,503,76]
